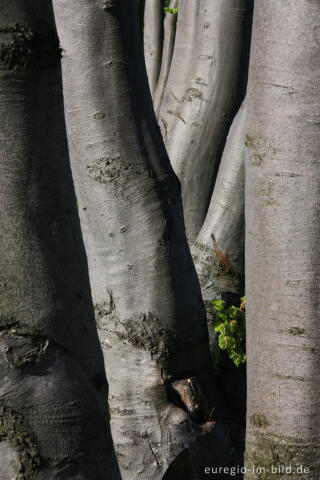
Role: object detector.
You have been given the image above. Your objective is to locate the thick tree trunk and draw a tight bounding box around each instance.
[245,1,320,477]
[144,0,164,98]
[153,0,178,118]
[53,0,235,478]
[159,0,252,242]
[0,1,120,479]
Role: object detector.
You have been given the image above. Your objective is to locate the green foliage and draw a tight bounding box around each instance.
[211,297,246,367]
[164,0,178,15]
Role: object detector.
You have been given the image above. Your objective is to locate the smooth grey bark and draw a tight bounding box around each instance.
[191,103,246,310]
[53,1,236,479]
[245,1,320,477]
[153,0,178,118]
[0,1,120,479]
[191,103,247,435]
[144,0,164,98]
[159,0,252,242]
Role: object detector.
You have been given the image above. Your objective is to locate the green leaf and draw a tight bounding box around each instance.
[164,6,178,14]
[214,323,225,334]
[219,335,228,350]
[229,319,238,332]
[212,299,225,311]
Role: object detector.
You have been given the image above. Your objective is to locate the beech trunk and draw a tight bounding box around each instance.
[159,0,252,241]
[0,1,120,478]
[245,1,320,477]
[53,1,236,479]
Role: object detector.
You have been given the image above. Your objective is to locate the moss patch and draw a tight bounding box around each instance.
[249,414,269,429]
[246,432,320,479]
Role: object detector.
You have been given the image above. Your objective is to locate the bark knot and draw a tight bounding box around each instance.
[0,333,49,367]
[171,377,212,425]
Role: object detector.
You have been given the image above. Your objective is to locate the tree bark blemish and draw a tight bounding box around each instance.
[0,401,40,479]
[1,334,49,367]
[211,234,242,278]
[245,134,276,167]
[95,297,116,329]
[0,23,61,71]
[182,88,203,103]
[167,110,187,124]
[102,0,118,11]
[93,111,105,119]
[280,327,306,336]
[161,118,168,139]
[249,414,269,429]
[193,77,207,87]
[86,155,147,188]
[117,312,168,358]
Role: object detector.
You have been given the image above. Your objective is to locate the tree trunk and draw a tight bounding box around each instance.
[159,0,252,242]
[245,1,320,477]
[153,0,178,118]
[53,0,235,478]
[0,1,120,479]
[144,0,164,98]
[191,102,247,442]
[192,103,246,310]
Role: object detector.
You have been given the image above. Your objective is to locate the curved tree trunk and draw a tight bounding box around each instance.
[245,1,320,477]
[153,0,178,118]
[144,0,164,98]
[0,1,120,478]
[53,0,235,478]
[192,103,246,309]
[159,0,252,242]
[191,102,247,437]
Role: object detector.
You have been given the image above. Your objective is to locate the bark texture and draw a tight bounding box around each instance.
[159,0,253,241]
[144,0,164,98]
[0,1,120,479]
[192,103,246,309]
[245,1,320,477]
[153,0,178,118]
[53,0,235,478]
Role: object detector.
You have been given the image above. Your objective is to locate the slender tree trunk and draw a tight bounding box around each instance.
[245,1,320,477]
[158,0,199,142]
[153,0,178,118]
[144,0,164,98]
[192,103,246,310]
[159,0,252,242]
[191,102,247,438]
[0,1,120,479]
[53,0,235,478]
